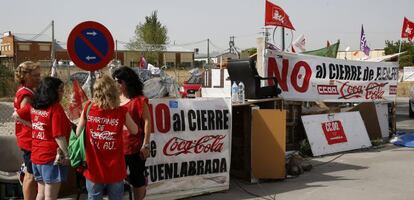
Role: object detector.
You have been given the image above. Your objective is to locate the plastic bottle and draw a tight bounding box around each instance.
[238,81,245,103]
[231,81,239,103]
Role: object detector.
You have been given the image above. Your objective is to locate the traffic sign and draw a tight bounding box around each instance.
[67,21,114,71]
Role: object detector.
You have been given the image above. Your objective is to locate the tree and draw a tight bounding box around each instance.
[127,11,169,65]
[240,48,257,58]
[384,40,414,68]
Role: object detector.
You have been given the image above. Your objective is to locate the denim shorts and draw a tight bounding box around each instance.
[85,179,124,200]
[32,162,68,184]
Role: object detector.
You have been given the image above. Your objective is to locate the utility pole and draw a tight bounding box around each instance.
[207,38,210,64]
[51,20,55,62]
[229,36,235,54]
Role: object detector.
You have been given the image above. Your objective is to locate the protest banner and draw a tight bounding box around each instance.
[263,50,399,102]
[146,98,232,199]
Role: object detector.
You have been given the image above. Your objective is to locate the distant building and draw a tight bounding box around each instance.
[121,45,194,68]
[0,31,194,69]
[195,51,239,68]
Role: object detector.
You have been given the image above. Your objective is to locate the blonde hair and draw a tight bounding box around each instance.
[15,61,40,84]
[92,74,120,110]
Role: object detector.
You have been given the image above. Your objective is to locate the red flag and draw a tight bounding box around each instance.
[68,80,88,120]
[402,17,414,41]
[265,1,295,30]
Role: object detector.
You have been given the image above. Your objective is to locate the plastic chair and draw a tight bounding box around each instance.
[227,58,281,99]
[0,134,23,199]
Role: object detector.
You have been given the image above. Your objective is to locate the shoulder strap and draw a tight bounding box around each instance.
[85,101,93,119]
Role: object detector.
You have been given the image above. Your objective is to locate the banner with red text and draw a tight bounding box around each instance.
[146,98,232,199]
[263,50,399,102]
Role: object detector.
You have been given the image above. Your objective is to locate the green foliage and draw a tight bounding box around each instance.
[127,10,169,64]
[384,40,414,68]
[240,48,257,58]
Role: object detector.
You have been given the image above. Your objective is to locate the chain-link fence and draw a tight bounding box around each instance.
[0,65,18,135]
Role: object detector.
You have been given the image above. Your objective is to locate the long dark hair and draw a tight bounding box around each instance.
[32,77,63,109]
[112,66,144,98]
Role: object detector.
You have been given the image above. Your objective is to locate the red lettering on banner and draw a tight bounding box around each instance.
[155,103,171,133]
[267,57,311,93]
[365,82,385,100]
[291,61,311,93]
[317,85,339,95]
[321,120,347,145]
[339,81,386,100]
[339,81,363,99]
[163,135,226,156]
[389,85,397,95]
[268,57,288,91]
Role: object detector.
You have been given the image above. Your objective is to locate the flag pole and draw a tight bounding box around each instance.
[397,39,403,63]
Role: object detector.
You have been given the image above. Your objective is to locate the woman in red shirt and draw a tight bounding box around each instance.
[15,77,71,200]
[112,66,151,200]
[14,61,41,200]
[76,75,138,200]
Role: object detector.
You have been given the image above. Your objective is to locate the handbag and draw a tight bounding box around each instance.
[68,102,92,168]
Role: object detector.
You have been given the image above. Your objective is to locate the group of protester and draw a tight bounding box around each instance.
[13,61,151,200]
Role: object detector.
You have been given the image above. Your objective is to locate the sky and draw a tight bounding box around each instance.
[0,0,413,54]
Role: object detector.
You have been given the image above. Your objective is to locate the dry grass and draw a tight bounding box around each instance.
[164,68,192,86]
[397,81,414,97]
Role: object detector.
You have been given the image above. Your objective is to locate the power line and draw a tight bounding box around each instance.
[174,39,207,46]
[31,22,52,41]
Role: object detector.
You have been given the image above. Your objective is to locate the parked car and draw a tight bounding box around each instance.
[180,70,203,98]
[410,86,414,118]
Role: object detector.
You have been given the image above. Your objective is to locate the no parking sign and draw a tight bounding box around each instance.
[67,21,114,71]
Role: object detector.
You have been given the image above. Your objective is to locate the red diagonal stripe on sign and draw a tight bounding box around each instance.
[78,34,105,59]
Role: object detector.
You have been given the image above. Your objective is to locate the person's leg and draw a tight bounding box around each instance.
[126,154,147,200]
[44,183,61,200]
[23,150,37,200]
[85,179,104,200]
[35,182,45,200]
[24,173,37,200]
[133,186,146,200]
[106,181,124,200]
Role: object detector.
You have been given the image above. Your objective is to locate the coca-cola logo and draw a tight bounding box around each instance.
[90,130,116,141]
[339,81,386,100]
[163,135,226,156]
[365,82,386,100]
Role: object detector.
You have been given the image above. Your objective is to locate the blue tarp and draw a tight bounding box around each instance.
[391,132,414,148]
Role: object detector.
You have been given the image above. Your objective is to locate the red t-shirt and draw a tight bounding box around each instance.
[83,103,127,183]
[14,87,34,151]
[18,103,71,164]
[121,96,148,155]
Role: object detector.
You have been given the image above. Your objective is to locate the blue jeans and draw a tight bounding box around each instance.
[85,179,124,200]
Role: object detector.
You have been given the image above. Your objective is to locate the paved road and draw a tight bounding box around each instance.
[396,97,413,131]
[189,98,414,200]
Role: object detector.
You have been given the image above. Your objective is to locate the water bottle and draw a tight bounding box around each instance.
[238,81,245,103]
[231,81,239,103]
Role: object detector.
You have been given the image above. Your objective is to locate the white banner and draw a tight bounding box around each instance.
[403,66,414,81]
[146,98,232,199]
[263,50,399,102]
[301,112,372,156]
